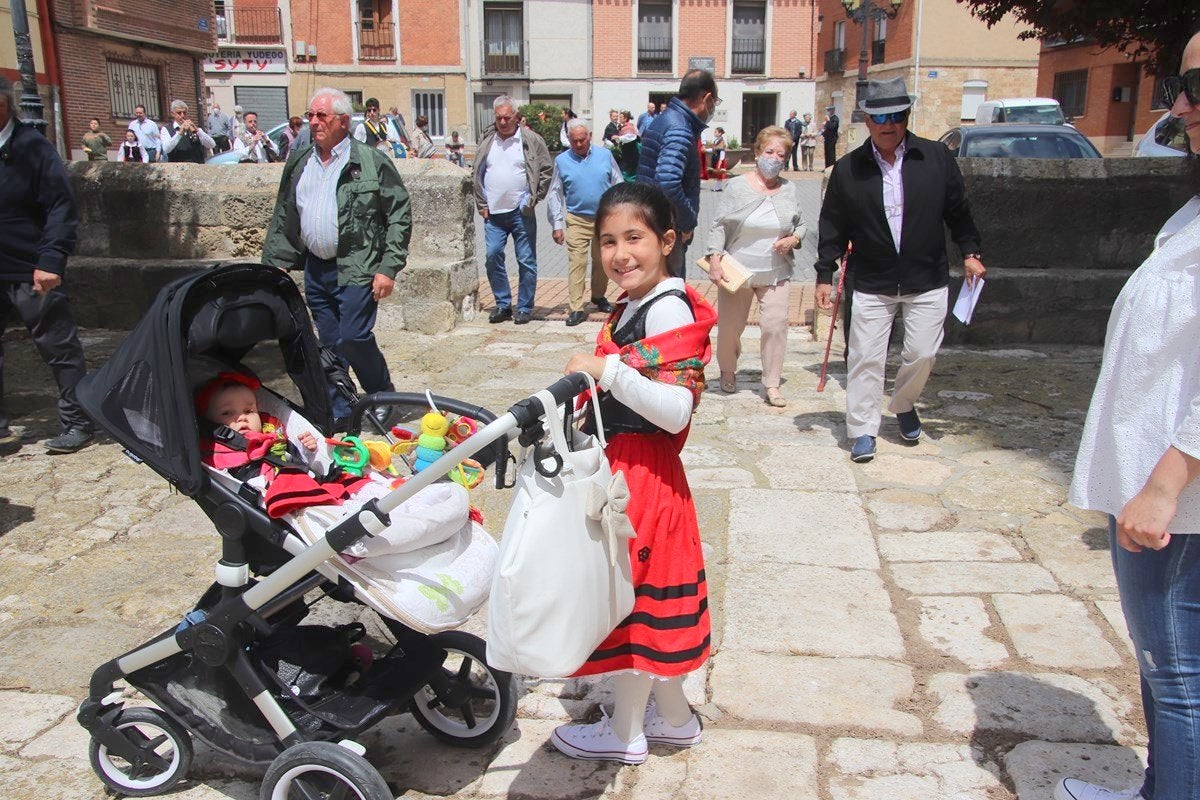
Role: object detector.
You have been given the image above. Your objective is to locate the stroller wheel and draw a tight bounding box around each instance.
[409,630,517,748]
[261,741,391,800]
[88,706,193,797]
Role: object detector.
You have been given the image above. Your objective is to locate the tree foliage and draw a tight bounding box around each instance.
[519,102,565,151]
[956,0,1200,76]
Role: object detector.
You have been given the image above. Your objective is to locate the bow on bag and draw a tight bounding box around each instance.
[587,470,637,566]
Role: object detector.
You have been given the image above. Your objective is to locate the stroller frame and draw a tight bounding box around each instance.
[73,263,593,799]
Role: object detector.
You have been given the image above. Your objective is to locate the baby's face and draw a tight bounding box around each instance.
[207,385,262,434]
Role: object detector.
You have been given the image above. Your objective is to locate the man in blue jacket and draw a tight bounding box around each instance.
[637,69,720,279]
[0,79,94,453]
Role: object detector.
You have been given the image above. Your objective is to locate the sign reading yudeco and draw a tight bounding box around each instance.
[204,50,287,73]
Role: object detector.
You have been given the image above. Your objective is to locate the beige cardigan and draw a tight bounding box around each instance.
[705,174,807,287]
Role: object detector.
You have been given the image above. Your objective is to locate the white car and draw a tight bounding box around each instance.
[974,98,1065,125]
[1135,112,1188,157]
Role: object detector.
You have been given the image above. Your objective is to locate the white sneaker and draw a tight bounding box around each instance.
[550,711,648,765]
[642,698,703,747]
[1054,778,1144,800]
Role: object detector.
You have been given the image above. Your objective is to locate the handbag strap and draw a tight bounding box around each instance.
[532,372,607,460]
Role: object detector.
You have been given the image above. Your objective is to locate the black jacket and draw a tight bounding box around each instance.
[0,122,77,281]
[815,132,981,295]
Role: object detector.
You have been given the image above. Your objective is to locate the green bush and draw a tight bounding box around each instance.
[726,136,740,150]
[519,102,565,151]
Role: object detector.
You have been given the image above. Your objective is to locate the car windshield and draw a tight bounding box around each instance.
[1154,115,1190,153]
[1003,106,1065,125]
[962,132,1098,158]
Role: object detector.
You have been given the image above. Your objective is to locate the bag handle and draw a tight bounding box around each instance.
[532,371,606,461]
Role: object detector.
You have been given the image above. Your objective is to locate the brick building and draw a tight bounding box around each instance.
[44,0,217,161]
[590,0,818,149]
[814,0,1038,159]
[205,0,291,130]
[1038,40,1163,157]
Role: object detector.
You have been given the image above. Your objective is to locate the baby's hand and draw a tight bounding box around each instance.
[298,431,318,451]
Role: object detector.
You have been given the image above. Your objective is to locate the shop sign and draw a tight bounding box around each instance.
[204,49,287,74]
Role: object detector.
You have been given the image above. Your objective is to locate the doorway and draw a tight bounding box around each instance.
[742,93,777,147]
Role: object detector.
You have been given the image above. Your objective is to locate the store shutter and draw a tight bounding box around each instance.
[234,86,289,131]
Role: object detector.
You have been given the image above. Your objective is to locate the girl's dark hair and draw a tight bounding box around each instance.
[90,118,100,124]
[595,182,676,241]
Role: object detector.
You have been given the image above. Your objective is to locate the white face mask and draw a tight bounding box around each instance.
[757,156,785,180]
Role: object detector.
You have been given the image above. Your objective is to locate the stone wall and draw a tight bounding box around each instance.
[65,159,477,333]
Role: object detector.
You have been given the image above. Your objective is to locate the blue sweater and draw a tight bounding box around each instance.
[0,122,77,281]
[554,147,618,217]
[636,97,707,232]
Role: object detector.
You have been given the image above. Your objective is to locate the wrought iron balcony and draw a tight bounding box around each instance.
[731,38,765,74]
[483,40,525,75]
[638,36,672,73]
[357,22,396,61]
[824,48,845,73]
[221,8,283,45]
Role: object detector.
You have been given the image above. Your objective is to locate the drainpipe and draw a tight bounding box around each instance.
[912,0,923,134]
[36,0,67,155]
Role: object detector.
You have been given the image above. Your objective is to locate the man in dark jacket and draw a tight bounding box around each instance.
[0,79,94,452]
[821,105,840,168]
[815,77,985,464]
[637,69,719,278]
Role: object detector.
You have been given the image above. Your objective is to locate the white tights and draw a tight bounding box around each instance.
[609,673,694,743]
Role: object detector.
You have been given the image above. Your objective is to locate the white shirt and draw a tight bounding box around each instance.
[726,197,782,271]
[1070,197,1200,532]
[128,118,160,151]
[160,122,216,155]
[0,118,14,150]
[296,135,353,260]
[233,130,279,163]
[871,139,906,252]
[597,278,695,434]
[353,119,398,151]
[483,128,528,214]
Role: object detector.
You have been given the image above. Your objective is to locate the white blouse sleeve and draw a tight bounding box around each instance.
[596,295,695,434]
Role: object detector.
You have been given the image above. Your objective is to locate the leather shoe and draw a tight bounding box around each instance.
[850,435,876,463]
[565,311,587,327]
[488,306,512,324]
[513,311,532,325]
[591,296,614,313]
[896,409,922,442]
[45,427,95,454]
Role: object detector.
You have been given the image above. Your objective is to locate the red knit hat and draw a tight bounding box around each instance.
[194,371,262,417]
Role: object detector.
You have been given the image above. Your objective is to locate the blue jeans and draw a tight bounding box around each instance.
[303,254,393,419]
[484,210,538,314]
[1111,516,1200,799]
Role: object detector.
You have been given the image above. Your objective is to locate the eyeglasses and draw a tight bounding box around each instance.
[713,97,723,108]
[304,111,340,122]
[1163,69,1200,107]
[868,110,909,125]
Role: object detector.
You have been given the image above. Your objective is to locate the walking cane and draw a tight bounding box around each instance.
[816,245,851,393]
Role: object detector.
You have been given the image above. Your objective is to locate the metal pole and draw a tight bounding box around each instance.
[9,0,47,134]
[852,6,870,123]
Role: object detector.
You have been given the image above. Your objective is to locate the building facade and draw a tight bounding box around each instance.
[205,0,292,130]
[591,0,817,148]
[1038,40,1163,157]
[815,0,1038,157]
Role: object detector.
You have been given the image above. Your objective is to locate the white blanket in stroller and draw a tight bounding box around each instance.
[202,391,498,635]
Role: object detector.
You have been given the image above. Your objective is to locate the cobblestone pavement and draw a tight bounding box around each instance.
[0,302,1146,798]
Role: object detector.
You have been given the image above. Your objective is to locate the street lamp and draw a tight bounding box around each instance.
[840,0,903,123]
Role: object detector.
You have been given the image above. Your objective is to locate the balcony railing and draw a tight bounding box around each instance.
[824,48,845,73]
[638,36,672,73]
[216,8,283,45]
[731,38,765,74]
[484,40,524,74]
[871,39,886,64]
[357,22,396,61]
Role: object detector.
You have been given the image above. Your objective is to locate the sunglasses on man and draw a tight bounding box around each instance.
[304,110,346,122]
[868,110,909,125]
[1163,69,1200,107]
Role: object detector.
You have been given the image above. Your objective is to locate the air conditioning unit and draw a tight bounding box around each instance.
[294,40,306,60]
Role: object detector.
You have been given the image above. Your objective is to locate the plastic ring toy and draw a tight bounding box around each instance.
[418,433,446,451]
[330,436,370,476]
[415,445,444,463]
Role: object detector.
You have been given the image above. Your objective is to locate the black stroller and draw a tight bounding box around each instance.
[74,264,593,799]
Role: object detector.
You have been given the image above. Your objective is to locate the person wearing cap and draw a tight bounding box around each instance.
[820,105,839,168]
[815,77,984,464]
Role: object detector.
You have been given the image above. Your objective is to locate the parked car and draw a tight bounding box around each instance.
[938,124,1102,159]
[973,98,1066,125]
[206,113,411,164]
[1134,112,1188,157]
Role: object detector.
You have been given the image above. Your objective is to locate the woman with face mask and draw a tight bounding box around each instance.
[703,126,806,407]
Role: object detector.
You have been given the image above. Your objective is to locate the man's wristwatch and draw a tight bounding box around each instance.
[964,253,983,261]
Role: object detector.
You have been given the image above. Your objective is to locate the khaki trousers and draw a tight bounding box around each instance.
[716,281,791,389]
[565,213,608,312]
[846,286,947,438]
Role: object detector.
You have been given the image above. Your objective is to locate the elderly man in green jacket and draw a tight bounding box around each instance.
[263,87,411,427]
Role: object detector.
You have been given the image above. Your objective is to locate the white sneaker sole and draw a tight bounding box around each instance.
[645,731,702,747]
[550,730,647,765]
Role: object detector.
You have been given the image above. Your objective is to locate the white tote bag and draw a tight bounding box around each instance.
[486,376,636,677]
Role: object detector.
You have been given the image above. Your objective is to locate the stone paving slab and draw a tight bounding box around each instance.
[721,562,903,658]
[993,594,1122,669]
[1005,741,1145,800]
[826,737,1006,798]
[915,595,1010,669]
[891,561,1059,595]
[1094,600,1136,659]
[728,489,878,570]
[0,692,77,750]
[863,488,954,531]
[710,651,921,736]
[878,530,1023,563]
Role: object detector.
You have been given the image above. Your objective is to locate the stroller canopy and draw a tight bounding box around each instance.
[77,264,333,496]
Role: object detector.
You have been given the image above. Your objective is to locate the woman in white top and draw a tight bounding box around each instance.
[704,126,806,407]
[1062,30,1200,800]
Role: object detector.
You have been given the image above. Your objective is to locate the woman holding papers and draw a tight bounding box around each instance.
[1062,30,1200,800]
[704,126,806,406]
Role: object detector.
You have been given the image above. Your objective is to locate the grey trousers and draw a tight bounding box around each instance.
[846,286,948,439]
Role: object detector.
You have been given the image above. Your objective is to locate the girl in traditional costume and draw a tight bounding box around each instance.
[551,182,717,765]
